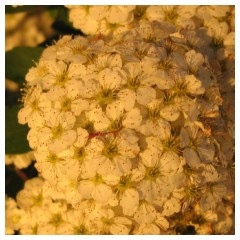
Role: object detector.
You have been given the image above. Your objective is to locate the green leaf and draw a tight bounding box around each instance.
[5,5,37,14]
[5,105,31,154]
[5,46,44,85]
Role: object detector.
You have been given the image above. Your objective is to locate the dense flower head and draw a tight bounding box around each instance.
[9,5,235,235]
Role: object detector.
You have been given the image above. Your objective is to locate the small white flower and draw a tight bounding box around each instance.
[134,201,157,224]
[98,208,132,234]
[5,151,34,169]
[78,174,113,203]
[139,99,172,136]
[56,127,89,179]
[34,110,76,153]
[42,61,87,90]
[34,146,66,182]
[200,182,227,211]
[133,223,160,234]
[36,201,68,234]
[56,177,83,207]
[145,6,197,28]
[5,196,25,234]
[105,6,135,24]
[180,125,215,168]
[18,85,51,127]
[16,177,49,210]
[122,62,158,106]
[66,6,100,35]
[136,149,180,202]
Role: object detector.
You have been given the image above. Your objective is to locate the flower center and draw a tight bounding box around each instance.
[70,44,84,55]
[189,137,200,150]
[185,185,201,199]
[163,91,175,104]
[103,142,118,160]
[135,46,148,59]
[98,88,118,105]
[164,7,179,23]
[84,121,95,133]
[47,153,62,164]
[116,175,132,192]
[127,76,141,90]
[187,64,199,75]
[93,174,104,185]
[108,23,120,30]
[74,147,86,162]
[32,194,43,206]
[162,135,179,153]
[56,71,69,86]
[159,57,172,70]
[49,213,63,228]
[148,106,161,121]
[74,225,88,235]
[108,119,122,131]
[52,125,64,139]
[31,225,38,234]
[37,65,48,77]
[145,166,160,180]
[102,217,114,226]
[212,37,224,49]
[61,97,72,111]
[173,81,188,96]
[30,99,39,111]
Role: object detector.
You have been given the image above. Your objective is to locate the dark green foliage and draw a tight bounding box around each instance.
[5,105,31,154]
[5,46,44,85]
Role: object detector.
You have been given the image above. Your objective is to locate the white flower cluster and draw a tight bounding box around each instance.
[5,9,54,51]
[5,151,34,169]
[6,5,234,235]
[65,5,137,36]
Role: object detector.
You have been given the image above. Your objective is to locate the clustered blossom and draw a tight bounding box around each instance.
[5,10,54,51]
[6,5,234,235]
[65,5,137,37]
[5,151,35,169]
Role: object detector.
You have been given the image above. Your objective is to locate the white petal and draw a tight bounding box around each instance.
[49,130,76,153]
[136,87,156,105]
[155,70,174,89]
[59,112,76,129]
[118,89,136,111]
[75,127,89,147]
[179,127,190,148]
[185,75,205,95]
[122,108,142,129]
[71,98,89,116]
[18,106,32,124]
[113,156,132,174]
[114,217,132,225]
[185,50,204,68]
[92,184,113,203]
[183,148,201,168]
[197,146,214,163]
[47,86,65,101]
[99,68,122,89]
[155,216,169,231]
[140,149,159,167]
[160,151,180,175]
[28,111,45,128]
[106,100,124,120]
[120,189,139,216]
[160,104,180,121]
[124,62,141,79]
[78,180,94,199]
[110,223,130,235]
[68,63,86,78]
